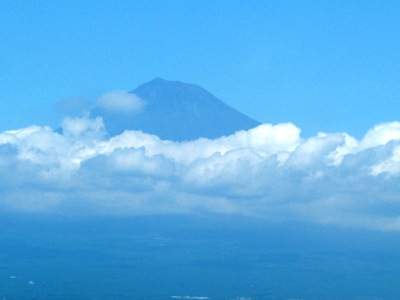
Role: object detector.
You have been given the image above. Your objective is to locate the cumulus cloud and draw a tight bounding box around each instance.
[1,116,400,230]
[97,91,146,113]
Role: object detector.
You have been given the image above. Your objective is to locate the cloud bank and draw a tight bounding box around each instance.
[1,116,400,230]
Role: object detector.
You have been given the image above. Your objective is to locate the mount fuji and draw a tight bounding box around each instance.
[91,78,260,141]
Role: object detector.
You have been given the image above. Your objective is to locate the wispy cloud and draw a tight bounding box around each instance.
[97,91,146,113]
[1,116,400,230]
[55,97,91,114]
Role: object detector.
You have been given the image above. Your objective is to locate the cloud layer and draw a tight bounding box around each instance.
[1,116,400,230]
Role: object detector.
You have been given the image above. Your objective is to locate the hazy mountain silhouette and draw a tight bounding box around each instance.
[92,78,260,141]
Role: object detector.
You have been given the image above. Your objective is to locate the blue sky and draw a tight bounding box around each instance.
[1,1,400,230]
[1,1,399,137]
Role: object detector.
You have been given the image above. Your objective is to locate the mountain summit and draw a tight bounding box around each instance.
[92,78,260,141]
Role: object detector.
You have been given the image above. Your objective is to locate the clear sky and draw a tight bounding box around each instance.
[1,0,399,137]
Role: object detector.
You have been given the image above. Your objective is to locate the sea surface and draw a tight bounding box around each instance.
[0,214,399,299]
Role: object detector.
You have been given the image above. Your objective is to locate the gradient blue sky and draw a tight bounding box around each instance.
[1,0,399,137]
[3,1,400,230]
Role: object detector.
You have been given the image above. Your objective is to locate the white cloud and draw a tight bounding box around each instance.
[62,115,106,140]
[360,122,400,149]
[97,91,146,113]
[1,117,400,230]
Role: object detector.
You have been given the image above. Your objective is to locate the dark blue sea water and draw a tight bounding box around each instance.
[0,214,399,299]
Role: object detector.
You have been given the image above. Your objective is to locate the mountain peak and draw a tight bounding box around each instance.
[92,79,260,141]
[141,77,184,87]
[147,77,169,84]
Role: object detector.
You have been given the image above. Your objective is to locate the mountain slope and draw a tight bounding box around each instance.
[92,78,260,141]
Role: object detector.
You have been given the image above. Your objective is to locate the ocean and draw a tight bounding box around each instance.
[0,214,399,299]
